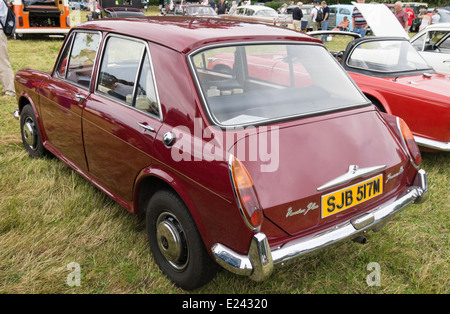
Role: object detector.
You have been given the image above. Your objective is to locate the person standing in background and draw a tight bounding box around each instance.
[394,1,408,32]
[418,8,431,31]
[321,1,330,41]
[292,2,303,32]
[0,0,15,98]
[310,1,320,31]
[404,4,415,33]
[431,9,440,25]
[352,0,368,37]
[216,0,227,15]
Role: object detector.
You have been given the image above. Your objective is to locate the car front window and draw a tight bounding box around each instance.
[190,43,367,126]
[66,32,101,88]
[348,39,432,73]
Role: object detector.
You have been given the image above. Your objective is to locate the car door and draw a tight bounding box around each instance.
[39,31,102,172]
[421,31,450,74]
[82,35,162,202]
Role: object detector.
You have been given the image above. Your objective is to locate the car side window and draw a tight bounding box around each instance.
[135,52,160,117]
[96,36,160,118]
[97,36,145,105]
[66,32,101,88]
[55,34,74,79]
[440,35,450,52]
[411,32,426,51]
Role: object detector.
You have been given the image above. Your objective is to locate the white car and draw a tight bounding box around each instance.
[225,5,279,25]
[410,23,450,75]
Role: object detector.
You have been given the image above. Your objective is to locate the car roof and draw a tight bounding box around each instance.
[236,5,276,11]
[420,22,450,30]
[74,16,319,53]
[329,4,354,8]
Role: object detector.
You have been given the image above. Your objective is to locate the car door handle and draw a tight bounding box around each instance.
[443,60,450,63]
[137,122,155,133]
[73,93,85,103]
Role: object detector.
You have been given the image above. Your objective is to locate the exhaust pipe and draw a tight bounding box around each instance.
[352,236,367,245]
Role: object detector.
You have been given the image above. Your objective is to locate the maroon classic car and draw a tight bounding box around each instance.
[13,17,428,290]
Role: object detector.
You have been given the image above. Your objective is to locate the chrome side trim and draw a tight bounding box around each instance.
[212,169,428,281]
[414,135,450,152]
[317,164,386,191]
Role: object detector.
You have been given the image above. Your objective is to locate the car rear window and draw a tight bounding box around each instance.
[190,43,368,126]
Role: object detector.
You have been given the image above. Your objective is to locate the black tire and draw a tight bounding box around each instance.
[20,105,47,158]
[146,190,219,290]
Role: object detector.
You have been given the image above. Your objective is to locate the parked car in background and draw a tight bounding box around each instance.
[278,4,313,30]
[223,5,279,25]
[11,0,71,38]
[13,16,428,290]
[69,0,86,10]
[308,29,450,151]
[328,4,354,30]
[97,0,144,19]
[410,23,450,74]
[169,4,217,17]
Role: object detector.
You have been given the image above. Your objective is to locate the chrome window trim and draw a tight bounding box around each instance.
[53,32,75,80]
[187,41,369,128]
[52,29,102,91]
[94,33,163,122]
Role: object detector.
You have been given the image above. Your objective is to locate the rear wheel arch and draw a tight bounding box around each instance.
[135,174,219,289]
[134,174,208,240]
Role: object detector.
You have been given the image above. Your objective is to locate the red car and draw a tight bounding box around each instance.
[308,3,450,152]
[13,17,428,290]
[308,31,450,152]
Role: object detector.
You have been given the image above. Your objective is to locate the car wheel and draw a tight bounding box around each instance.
[146,190,219,290]
[20,105,47,158]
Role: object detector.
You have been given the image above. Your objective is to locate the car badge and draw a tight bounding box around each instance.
[286,202,319,218]
[386,166,404,183]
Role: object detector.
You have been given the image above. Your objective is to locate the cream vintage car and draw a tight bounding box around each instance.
[223,5,280,25]
[410,23,450,75]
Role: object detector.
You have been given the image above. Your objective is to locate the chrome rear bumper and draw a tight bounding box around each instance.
[414,135,450,152]
[211,169,428,281]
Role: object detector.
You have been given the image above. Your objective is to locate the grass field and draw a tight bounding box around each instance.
[0,11,449,294]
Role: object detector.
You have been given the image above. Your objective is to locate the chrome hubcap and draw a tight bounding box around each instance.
[156,212,189,271]
[23,117,37,150]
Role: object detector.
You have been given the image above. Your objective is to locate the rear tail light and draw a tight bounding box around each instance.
[18,16,23,27]
[229,155,263,231]
[397,117,422,167]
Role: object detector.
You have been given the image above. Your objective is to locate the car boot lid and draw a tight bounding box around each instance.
[353,2,409,39]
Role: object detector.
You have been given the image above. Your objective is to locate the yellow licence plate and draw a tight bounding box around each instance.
[321,174,383,218]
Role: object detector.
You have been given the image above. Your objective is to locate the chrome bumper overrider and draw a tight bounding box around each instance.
[211,169,428,282]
